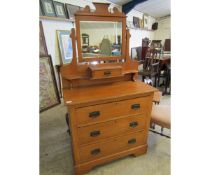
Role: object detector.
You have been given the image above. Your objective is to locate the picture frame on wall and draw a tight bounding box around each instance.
[139,16,144,28]
[39,21,48,55]
[40,0,56,17]
[143,14,149,29]
[133,16,140,28]
[65,4,80,20]
[57,30,73,64]
[40,55,60,112]
[53,1,67,18]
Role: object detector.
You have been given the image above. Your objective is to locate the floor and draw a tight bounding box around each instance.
[40,94,170,175]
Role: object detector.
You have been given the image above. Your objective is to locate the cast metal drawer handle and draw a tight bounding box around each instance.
[128,138,136,144]
[129,121,138,128]
[104,71,111,76]
[91,148,100,155]
[90,130,101,137]
[89,111,100,118]
[131,104,140,109]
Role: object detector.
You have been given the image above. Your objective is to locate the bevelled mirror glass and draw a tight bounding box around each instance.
[80,21,122,59]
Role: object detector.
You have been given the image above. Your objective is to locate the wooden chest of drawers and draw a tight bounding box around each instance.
[63,81,156,175]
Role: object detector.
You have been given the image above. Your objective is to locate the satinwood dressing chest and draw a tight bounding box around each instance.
[60,3,157,174]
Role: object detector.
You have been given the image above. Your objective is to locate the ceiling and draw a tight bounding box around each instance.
[108,0,171,18]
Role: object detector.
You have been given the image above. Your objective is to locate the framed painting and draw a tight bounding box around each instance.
[57,30,73,64]
[143,14,149,29]
[139,16,144,28]
[133,16,140,28]
[40,55,60,112]
[53,1,67,18]
[40,0,56,17]
[65,4,80,20]
[39,21,48,55]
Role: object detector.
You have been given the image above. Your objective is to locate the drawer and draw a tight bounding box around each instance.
[77,114,146,145]
[79,130,146,163]
[92,69,122,79]
[76,96,150,125]
[89,65,122,79]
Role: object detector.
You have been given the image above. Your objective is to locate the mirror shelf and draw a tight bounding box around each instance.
[60,2,139,84]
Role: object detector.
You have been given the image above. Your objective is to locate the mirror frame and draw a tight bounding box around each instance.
[75,3,126,62]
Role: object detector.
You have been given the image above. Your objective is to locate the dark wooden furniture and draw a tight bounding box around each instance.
[141,37,150,60]
[150,40,162,51]
[55,65,62,98]
[157,56,171,95]
[60,3,157,175]
[138,49,160,87]
[163,39,171,52]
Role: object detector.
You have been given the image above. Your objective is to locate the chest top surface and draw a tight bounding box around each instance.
[63,80,157,106]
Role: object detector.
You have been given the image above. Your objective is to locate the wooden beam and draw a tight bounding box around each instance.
[122,0,148,14]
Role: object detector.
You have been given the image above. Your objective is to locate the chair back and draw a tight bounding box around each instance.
[143,49,160,72]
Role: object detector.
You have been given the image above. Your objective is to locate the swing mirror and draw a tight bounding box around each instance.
[79,21,122,60]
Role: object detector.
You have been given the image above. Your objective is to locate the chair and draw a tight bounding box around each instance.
[138,49,160,87]
[157,63,171,95]
[150,91,171,138]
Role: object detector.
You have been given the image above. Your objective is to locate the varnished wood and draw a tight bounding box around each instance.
[60,3,157,175]
[88,65,122,79]
[63,80,156,107]
[78,130,146,163]
[77,114,146,145]
[75,144,147,175]
[75,95,151,125]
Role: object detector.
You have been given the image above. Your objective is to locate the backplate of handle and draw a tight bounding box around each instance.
[128,138,136,144]
[89,111,100,118]
[91,148,100,155]
[104,71,111,76]
[90,130,100,137]
[129,121,138,128]
[131,104,140,109]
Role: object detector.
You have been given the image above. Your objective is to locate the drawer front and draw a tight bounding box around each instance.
[76,96,150,125]
[77,114,146,145]
[79,130,146,162]
[92,69,122,79]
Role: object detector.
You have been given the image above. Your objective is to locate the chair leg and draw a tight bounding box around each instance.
[65,113,70,135]
[154,75,157,87]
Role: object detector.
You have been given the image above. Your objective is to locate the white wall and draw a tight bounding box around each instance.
[154,16,171,45]
[42,20,73,65]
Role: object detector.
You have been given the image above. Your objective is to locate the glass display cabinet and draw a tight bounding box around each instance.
[60,3,157,175]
